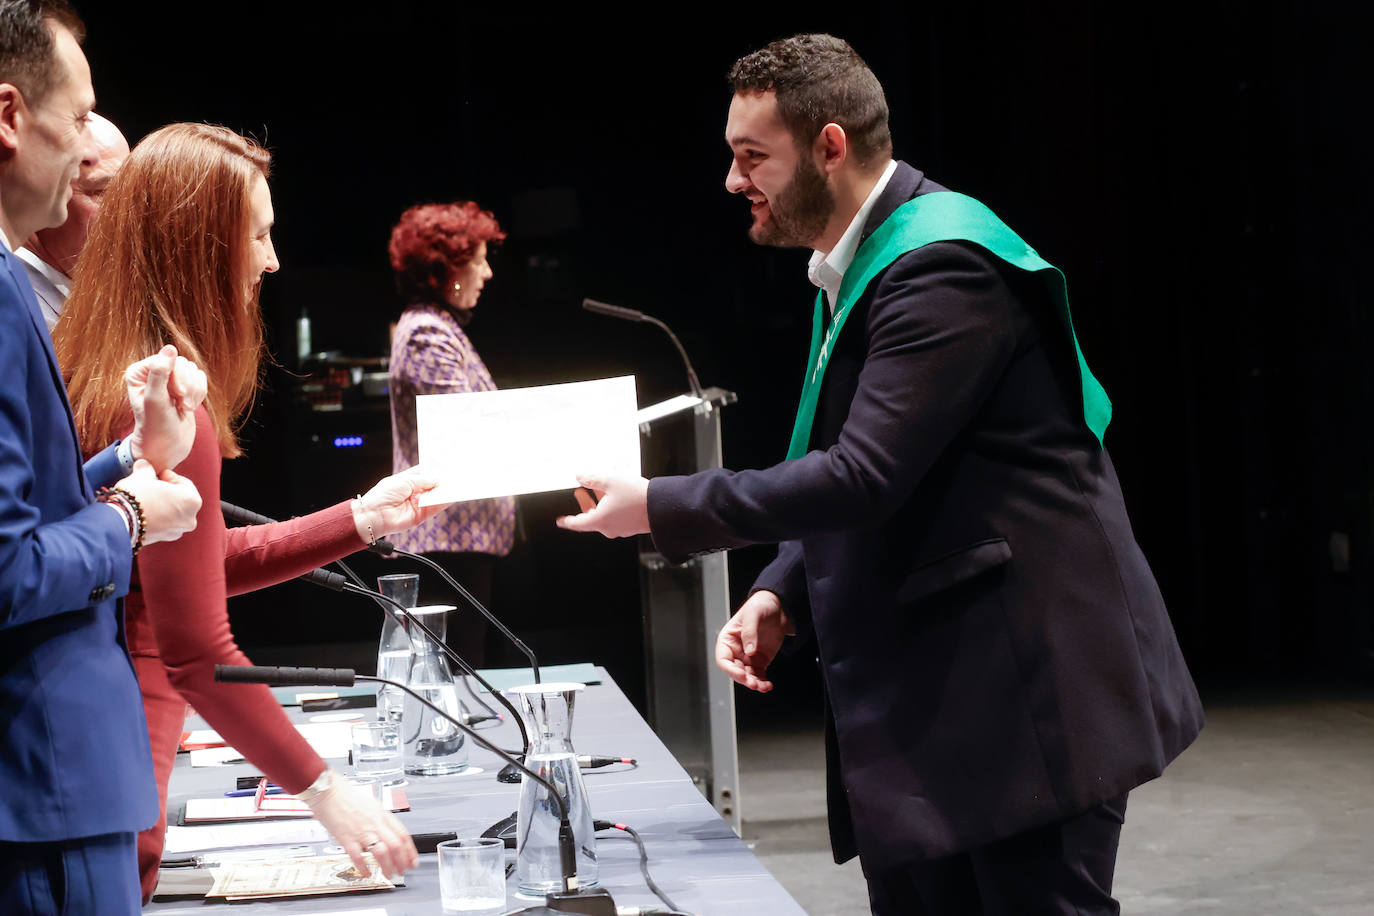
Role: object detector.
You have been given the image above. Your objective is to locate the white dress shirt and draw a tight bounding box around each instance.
[14,247,70,331]
[807,159,899,314]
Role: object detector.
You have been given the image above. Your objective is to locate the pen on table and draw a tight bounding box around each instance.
[161,854,226,868]
[225,785,285,797]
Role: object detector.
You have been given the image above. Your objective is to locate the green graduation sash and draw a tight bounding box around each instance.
[786,191,1112,459]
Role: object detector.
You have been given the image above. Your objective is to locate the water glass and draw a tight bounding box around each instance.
[321,777,386,858]
[376,573,419,723]
[351,721,402,786]
[437,838,506,915]
[376,572,419,608]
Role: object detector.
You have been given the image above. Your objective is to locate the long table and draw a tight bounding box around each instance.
[150,667,806,915]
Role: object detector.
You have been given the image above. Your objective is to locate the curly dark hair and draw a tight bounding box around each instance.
[387,201,505,304]
[728,33,891,168]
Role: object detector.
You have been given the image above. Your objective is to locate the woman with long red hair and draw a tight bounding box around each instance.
[53,123,428,899]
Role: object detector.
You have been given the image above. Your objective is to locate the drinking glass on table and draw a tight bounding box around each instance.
[351,720,403,788]
[376,573,419,723]
[438,837,506,915]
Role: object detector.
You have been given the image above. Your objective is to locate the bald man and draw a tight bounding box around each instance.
[17,109,127,329]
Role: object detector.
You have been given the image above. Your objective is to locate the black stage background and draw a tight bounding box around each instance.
[76,2,1372,709]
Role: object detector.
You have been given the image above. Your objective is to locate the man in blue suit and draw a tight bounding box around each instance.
[561,34,1203,915]
[0,2,205,912]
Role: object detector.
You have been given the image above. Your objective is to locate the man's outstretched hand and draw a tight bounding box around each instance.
[555,474,650,539]
[715,590,794,693]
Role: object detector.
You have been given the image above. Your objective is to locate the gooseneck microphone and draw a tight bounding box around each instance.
[341,584,517,734]
[582,298,703,400]
[389,549,541,684]
[216,665,356,686]
[222,499,539,690]
[218,500,521,743]
[214,665,580,896]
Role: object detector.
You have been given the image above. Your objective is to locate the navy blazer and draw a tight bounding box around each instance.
[648,162,1204,869]
[0,244,158,842]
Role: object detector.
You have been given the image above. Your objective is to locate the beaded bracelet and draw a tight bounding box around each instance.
[118,487,147,555]
[100,494,134,546]
[97,486,147,555]
[105,488,143,555]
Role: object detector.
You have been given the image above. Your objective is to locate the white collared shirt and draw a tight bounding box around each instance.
[14,247,70,331]
[808,159,898,314]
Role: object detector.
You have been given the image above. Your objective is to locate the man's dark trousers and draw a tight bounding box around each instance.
[866,795,1129,916]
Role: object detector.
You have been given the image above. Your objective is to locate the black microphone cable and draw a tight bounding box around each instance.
[592,819,691,916]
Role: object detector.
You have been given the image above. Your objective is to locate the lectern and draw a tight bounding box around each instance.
[636,386,742,833]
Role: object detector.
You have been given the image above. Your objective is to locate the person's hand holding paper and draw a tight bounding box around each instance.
[415,376,640,504]
[556,473,651,538]
[352,466,445,540]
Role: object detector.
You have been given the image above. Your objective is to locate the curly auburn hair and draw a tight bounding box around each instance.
[728,33,892,168]
[387,201,505,304]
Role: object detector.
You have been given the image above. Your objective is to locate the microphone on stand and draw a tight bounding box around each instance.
[222,499,539,686]
[221,504,636,776]
[217,501,527,751]
[347,584,508,729]
[582,298,703,400]
[379,549,544,782]
[386,549,541,684]
[214,665,586,902]
[317,569,525,746]
[220,498,509,722]
[216,665,357,686]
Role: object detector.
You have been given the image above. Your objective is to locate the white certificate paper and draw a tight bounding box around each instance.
[416,376,640,505]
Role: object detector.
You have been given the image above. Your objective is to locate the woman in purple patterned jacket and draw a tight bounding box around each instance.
[386,201,514,663]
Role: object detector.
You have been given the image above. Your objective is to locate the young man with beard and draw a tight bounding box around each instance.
[559,33,1203,915]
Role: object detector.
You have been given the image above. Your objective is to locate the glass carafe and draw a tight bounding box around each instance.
[509,682,597,894]
[375,573,418,724]
[401,604,469,776]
